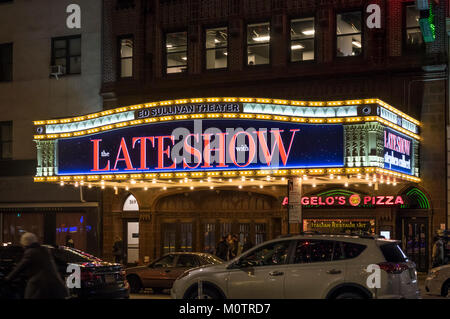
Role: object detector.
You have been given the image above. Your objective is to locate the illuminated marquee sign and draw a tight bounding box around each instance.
[384,128,412,175]
[136,103,242,119]
[57,119,344,175]
[282,194,404,207]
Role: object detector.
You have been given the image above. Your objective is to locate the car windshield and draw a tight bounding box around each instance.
[201,255,223,265]
[380,243,408,263]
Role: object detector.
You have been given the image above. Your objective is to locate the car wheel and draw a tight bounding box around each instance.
[187,286,222,299]
[441,280,450,297]
[335,292,365,299]
[127,276,142,294]
[152,288,164,294]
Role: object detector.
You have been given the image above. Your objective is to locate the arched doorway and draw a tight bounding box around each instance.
[123,194,140,265]
[153,190,280,257]
[397,187,432,272]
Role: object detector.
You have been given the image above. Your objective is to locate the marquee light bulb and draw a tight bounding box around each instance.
[337,176,341,180]
[125,186,129,191]
[210,186,214,190]
[238,185,243,189]
[344,182,349,187]
[60,181,64,186]
[88,184,92,189]
[330,174,334,179]
[260,185,264,188]
[144,187,148,191]
[74,182,79,187]
[190,186,194,190]
[229,179,233,182]
[101,185,105,190]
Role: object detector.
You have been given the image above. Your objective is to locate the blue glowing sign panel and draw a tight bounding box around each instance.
[57,119,344,175]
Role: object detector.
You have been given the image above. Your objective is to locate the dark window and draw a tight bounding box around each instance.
[176,255,198,267]
[166,31,187,74]
[206,27,228,69]
[180,223,192,252]
[405,4,423,51]
[153,254,176,268]
[255,223,266,245]
[247,22,270,65]
[290,18,315,62]
[54,249,94,264]
[204,223,215,254]
[0,43,13,82]
[163,224,176,254]
[380,243,408,262]
[51,36,81,75]
[336,11,362,57]
[119,37,133,78]
[0,121,12,160]
[293,240,335,264]
[239,240,291,267]
[342,242,366,259]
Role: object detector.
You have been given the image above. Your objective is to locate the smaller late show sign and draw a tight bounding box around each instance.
[135,103,243,119]
[384,128,412,175]
[282,194,404,208]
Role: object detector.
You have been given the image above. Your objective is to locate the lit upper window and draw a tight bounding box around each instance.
[205,27,228,70]
[290,18,315,62]
[247,23,270,66]
[166,32,188,74]
[336,12,362,57]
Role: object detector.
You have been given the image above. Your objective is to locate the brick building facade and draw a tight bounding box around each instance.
[96,0,448,271]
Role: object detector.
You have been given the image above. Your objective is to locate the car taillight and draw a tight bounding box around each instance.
[378,262,409,274]
[80,269,101,283]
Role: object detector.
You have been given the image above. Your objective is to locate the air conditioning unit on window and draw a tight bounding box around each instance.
[50,65,66,80]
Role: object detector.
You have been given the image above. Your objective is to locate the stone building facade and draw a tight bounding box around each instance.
[97,0,448,271]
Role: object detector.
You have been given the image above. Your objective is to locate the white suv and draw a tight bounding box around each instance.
[171,234,420,299]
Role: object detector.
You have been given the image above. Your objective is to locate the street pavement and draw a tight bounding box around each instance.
[130,275,449,299]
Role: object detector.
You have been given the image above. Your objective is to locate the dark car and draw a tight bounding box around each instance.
[0,244,129,299]
[125,252,222,293]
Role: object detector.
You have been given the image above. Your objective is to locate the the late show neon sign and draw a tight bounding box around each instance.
[283,194,404,207]
[90,129,299,172]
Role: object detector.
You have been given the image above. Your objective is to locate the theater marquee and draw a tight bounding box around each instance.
[32,97,421,185]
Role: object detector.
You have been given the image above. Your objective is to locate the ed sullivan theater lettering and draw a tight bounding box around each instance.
[56,120,344,174]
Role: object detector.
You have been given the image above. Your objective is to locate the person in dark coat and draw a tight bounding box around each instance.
[112,236,124,264]
[6,232,69,299]
[215,236,229,261]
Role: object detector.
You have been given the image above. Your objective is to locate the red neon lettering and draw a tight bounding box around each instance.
[310,197,318,205]
[282,197,289,206]
[112,138,135,171]
[385,196,394,205]
[325,197,334,205]
[183,134,202,169]
[202,133,229,168]
[363,196,371,205]
[90,139,110,172]
[229,131,256,168]
[256,129,299,166]
[132,137,155,170]
[395,196,404,205]
[318,197,325,205]
[301,197,310,205]
[338,196,346,205]
[376,196,385,205]
[155,135,176,170]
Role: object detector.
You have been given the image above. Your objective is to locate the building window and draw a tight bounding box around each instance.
[336,12,362,57]
[51,36,81,75]
[180,223,193,252]
[162,223,176,254]
[204,223,216,254]
[119,37,133,78]
[290,18,315,62]
[166,32,187,74]
[0,121,12,160]
[0,43,12,82]
[255,223,266,245]
[405,5,423,51]
[205,27,228,70]
[247,22,270,65]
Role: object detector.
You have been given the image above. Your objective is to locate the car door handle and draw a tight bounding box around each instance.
[269,271,284,276]
[327,269,342,275]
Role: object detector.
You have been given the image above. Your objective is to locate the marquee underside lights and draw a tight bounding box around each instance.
[33,97,421,186]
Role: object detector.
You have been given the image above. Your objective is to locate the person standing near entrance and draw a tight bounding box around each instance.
[215,236,229,261]
[112,236,124,264]
[432,236,445,267]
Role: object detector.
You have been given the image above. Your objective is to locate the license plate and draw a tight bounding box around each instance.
[104,275,116,284]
